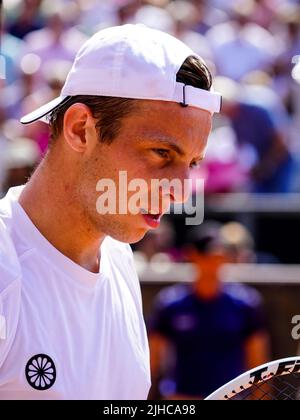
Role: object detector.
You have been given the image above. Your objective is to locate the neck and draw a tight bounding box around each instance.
[193,275,221,301]
[18,152,105,273]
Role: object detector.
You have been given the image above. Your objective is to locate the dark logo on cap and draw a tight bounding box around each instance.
[25,354,56,390]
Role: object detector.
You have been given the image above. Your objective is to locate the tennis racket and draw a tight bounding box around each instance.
[205,357,300,400]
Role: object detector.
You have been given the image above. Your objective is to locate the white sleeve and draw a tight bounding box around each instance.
[123,243,144,310]
[0,219,21,369]
[0,280,21,369]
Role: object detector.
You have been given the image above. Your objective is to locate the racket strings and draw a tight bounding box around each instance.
[228,373,300,400]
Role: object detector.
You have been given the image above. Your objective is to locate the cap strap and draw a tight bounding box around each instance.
[174,82,222,114]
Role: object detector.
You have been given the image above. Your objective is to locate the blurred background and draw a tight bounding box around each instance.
[1,0,300,399]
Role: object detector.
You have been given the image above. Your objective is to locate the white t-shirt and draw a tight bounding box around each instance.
[0,186,151,400]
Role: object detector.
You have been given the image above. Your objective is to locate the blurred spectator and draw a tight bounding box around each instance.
[241,71,290,131]
[148,221,269,399]
[116,0,142,26]
[191,0,229,35]
[0,112,9,195]
[6,0,44,40]
[214,77,294,192]
[271,4,300,111]
[21,0,87,89]
[196,125,249,193]
[290,56,300,191]
[166,1,213,65]
[20,58,71,155]
[80,0,143,30]
[207,5,278,81]
[1,57,42,121]
[134,4,174,33]
[2,137,40,194]
[247,0,278,30]
[0,25,25,85]
[77,0,122,32]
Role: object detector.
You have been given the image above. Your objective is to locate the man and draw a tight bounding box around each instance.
[214,77,293,193]
[149,222,269,399]
[0,24,221,399]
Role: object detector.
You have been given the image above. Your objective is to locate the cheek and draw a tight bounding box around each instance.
[122,152,155,189]
[78,153,117,208]
[91,150,122,183]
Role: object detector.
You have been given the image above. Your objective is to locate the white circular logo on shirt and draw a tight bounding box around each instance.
[25,354,56,391]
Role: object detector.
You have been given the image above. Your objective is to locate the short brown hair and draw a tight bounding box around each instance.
[48,55,212,144]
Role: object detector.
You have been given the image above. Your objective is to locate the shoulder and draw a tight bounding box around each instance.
[0,210,21,305]
[242,103,274,124]
[0,215,21,291]
[223,283,263,311]
[0,216,22,368]
[154,284,191,312]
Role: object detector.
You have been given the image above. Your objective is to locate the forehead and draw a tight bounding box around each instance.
[123,99,213,147]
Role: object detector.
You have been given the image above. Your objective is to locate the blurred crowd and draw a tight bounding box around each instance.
[0,0,300,195]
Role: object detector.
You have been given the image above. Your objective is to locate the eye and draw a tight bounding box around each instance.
[152,148,171,159]
[190,161,201,169]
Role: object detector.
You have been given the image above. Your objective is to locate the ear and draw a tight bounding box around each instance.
[63,103,98,153]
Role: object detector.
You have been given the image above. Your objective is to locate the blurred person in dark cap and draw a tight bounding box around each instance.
[214,76,294,192]
[148,221,269,399]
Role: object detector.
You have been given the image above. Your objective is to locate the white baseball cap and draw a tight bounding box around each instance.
[20,24,221,125]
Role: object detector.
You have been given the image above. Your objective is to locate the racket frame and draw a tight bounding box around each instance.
[205,357,300,400]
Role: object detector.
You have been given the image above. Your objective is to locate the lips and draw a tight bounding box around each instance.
[140,209,162,228]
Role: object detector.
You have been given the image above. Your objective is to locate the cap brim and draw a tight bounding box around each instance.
[20,95,70,125]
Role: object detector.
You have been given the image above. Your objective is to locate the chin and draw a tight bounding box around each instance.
[109,227,149,244]
[128,229,149,244]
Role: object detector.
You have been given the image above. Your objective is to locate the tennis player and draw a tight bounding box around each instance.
[0,24,221,399]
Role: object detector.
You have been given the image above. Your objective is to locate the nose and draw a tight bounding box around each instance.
[163,167,191,205]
